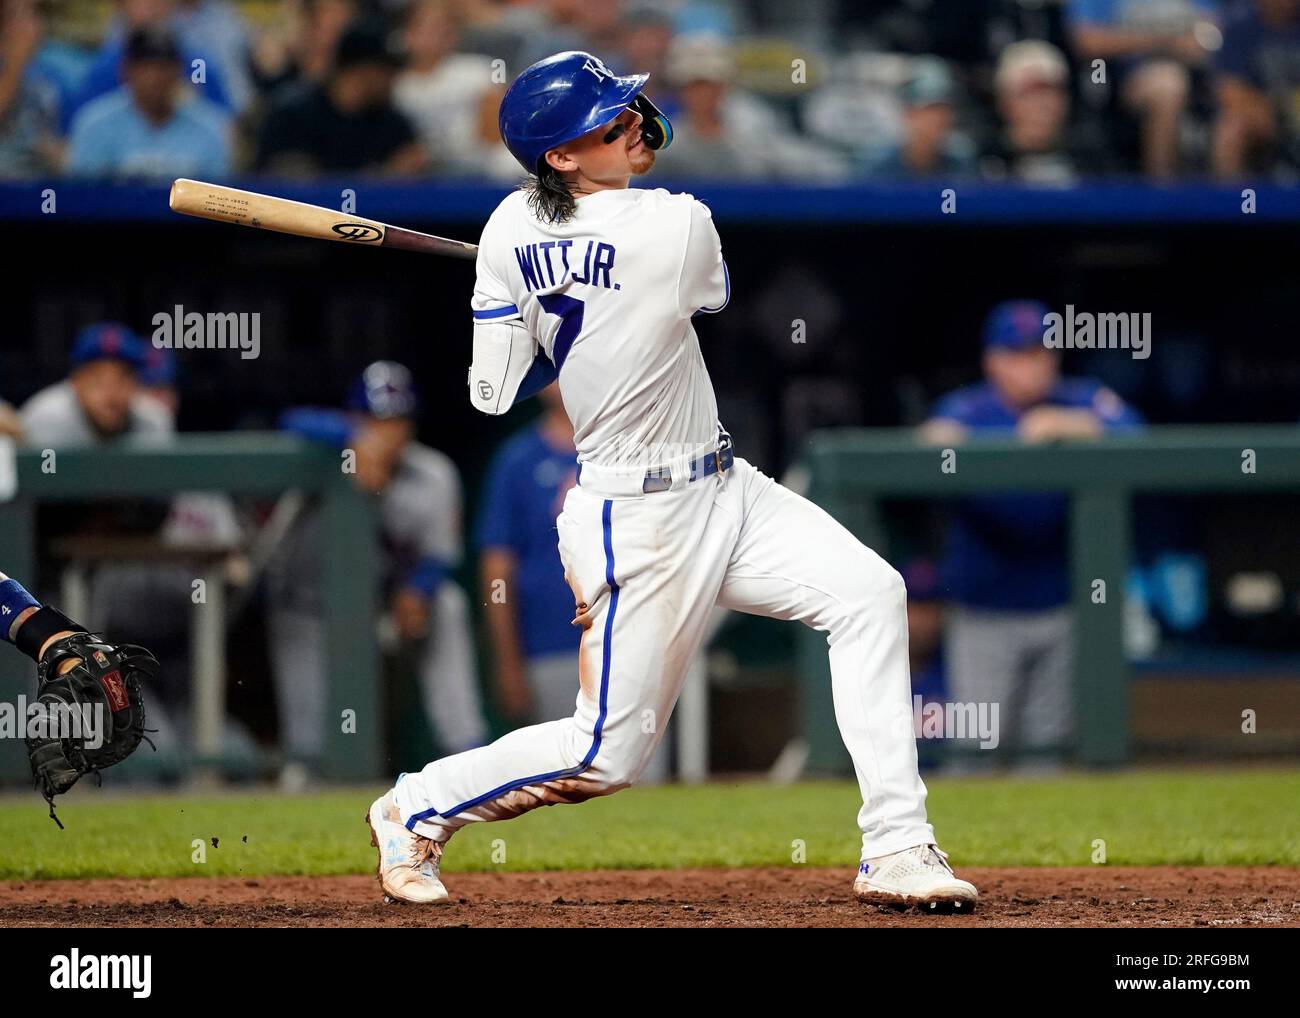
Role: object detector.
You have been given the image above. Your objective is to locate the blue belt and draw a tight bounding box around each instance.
[641,437,734,494]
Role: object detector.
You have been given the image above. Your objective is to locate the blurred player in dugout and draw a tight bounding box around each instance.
[17,326,242,742]
[270,361,486,781]
[476,383,670,782]
[921,300,1142,773]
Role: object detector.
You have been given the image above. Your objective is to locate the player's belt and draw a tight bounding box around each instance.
[641,438,734,494]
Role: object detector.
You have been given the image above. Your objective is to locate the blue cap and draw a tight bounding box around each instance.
[139,343,177,387]
[346,361,418,419]
[70,323,148,371]
[499,51,670,175]
[983,300,1051,351]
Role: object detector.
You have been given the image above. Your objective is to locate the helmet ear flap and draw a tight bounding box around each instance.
[630,94,673,151]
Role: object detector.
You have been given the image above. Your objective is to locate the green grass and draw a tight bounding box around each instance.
[0,767,1296,880]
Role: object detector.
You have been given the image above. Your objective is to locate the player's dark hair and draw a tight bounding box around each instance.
[521,164,578,225]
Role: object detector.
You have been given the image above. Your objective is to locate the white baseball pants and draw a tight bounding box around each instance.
[394,455,935,860]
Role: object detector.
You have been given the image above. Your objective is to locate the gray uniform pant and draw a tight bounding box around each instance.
[943,604,1074,770]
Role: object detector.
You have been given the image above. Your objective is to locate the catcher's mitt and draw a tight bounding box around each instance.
[26,633,158,827]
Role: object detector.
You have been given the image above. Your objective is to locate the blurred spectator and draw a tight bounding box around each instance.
[862,57,977,179]
[172,0,255,111]
[1067,0,1219,178]
[254,16,425,176]
[662,33,846,180]
[475,382,671,779]
[269,361,486,777]
[67,0,242,126]
[0,0,65,178]
[516,0,625,71]
[251,0,359,97]
[452,0,549,75]
[393,0,501,174]
[65,27,233,181]
[1212,0,1300,178]
[20,322,172,443]
[614,5,676,93]
[920,300,1143,772]
[982,39,1114,183]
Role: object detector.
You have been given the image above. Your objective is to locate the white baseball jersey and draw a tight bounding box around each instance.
[469,187,730,466]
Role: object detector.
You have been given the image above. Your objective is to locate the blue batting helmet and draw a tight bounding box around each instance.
[498,51,673,175]
[346,361,418,419]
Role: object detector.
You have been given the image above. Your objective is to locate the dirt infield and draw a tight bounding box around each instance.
[2,867,1298,927]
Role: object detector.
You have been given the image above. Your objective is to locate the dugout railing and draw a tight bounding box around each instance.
[2,427,1298,783]
[795,425,1300,771]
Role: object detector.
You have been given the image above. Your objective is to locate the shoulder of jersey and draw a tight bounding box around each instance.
[492,188,530,218]
[19,381,72,418]
[131,394,174,433]
[639,188,706,213]
[482,189,528,234]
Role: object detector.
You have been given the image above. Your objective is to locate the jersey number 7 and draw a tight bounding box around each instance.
[538,294,585,373]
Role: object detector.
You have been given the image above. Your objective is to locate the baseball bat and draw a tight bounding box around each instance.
[168,178,478,260]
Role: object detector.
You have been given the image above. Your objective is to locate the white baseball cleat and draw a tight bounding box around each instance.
[853,844,979,913]
[366,792,451,905]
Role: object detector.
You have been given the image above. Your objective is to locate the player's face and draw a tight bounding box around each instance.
[546,107,655,186]
[984,346,1060,408]
[352,416,414,492]
[71,359,137,437]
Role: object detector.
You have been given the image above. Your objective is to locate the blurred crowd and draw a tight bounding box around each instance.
[4,0,1300,185]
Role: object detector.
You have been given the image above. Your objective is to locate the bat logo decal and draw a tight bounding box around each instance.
[331,223,384,242]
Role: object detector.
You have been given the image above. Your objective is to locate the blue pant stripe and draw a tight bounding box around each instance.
[406,498,618,828]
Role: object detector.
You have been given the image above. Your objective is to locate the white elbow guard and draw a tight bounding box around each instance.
[468,319,536,415]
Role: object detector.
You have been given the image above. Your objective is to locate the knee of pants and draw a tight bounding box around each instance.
[582,734,657,794]
[834,548,907,619]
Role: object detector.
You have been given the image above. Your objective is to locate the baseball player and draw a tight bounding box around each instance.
[272,361,486,776]
[922,300,1144,773]
[20,323,172,445]
[367,51,978,912]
